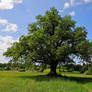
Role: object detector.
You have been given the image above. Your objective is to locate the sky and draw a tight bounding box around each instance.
[0,0,92,63]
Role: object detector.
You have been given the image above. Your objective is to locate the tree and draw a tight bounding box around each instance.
[3,7,92,76]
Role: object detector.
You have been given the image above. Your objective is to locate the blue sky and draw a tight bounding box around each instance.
[0,0,92,63]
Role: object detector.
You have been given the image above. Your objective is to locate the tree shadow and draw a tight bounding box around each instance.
[19,74,92,84]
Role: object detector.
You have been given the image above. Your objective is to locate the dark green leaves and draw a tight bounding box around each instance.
[3,7,92,65]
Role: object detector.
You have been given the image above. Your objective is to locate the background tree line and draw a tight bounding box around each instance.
[0,62,92,75]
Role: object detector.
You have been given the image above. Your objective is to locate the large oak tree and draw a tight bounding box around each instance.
[4,7,92,76]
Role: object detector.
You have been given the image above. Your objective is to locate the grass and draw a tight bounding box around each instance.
[0,70,92,92]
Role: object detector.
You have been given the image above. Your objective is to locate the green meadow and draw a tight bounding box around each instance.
[0,70,92,92]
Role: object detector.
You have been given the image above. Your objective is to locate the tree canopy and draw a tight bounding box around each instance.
[3,7,92,76]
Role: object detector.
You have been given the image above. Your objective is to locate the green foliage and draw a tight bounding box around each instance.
[3,7,92,75]
[18,69,25,72]
[4,66,11,70]
[80,65,88,73]
[74,64,82,71]
[85,65,92,75]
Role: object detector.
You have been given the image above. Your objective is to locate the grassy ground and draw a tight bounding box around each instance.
[0,70,92,92]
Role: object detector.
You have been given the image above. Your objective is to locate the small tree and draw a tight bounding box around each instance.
[85,65,92,75]
[3,7,92,76]
[88,65,92,75]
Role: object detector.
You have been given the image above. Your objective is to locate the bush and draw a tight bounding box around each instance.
[84,66,92,75]
[80,65,88,73]
[18,69,25,72]
[67,68,74,72]
[0,68,4,71]
[74,65,82,71]
[4,66,11,70]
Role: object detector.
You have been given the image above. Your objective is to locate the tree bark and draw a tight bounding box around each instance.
[48,62,58,76]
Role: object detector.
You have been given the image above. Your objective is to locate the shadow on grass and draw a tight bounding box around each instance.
[19,74,92,84]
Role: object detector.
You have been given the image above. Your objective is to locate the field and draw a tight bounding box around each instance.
[0,70,92,92]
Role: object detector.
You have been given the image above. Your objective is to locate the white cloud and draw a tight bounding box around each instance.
[0,35,15,51]
[0,0,23,10]
[70,0,75,6]
[61,0,92,15]
[0,19,8,25]
[0,35,17,63]
[2,24,18,32]
[69,11,75,16]
[70,0,83,7]
[84,0,92,3]
[64,2,70,9]
[13,0,23,3]
[0,18,18,32]
[59,9,64,13]
[63,0,92,11]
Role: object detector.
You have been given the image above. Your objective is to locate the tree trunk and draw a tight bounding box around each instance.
[48,62,58,76]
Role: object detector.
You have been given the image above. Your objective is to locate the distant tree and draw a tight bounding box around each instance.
[0,63,6,70]
[80,66,87,73]
[74,64,82,71]
[84,64,92,75]
[3,7,92,76]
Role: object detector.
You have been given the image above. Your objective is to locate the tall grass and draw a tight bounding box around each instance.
[0,71,92,92]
